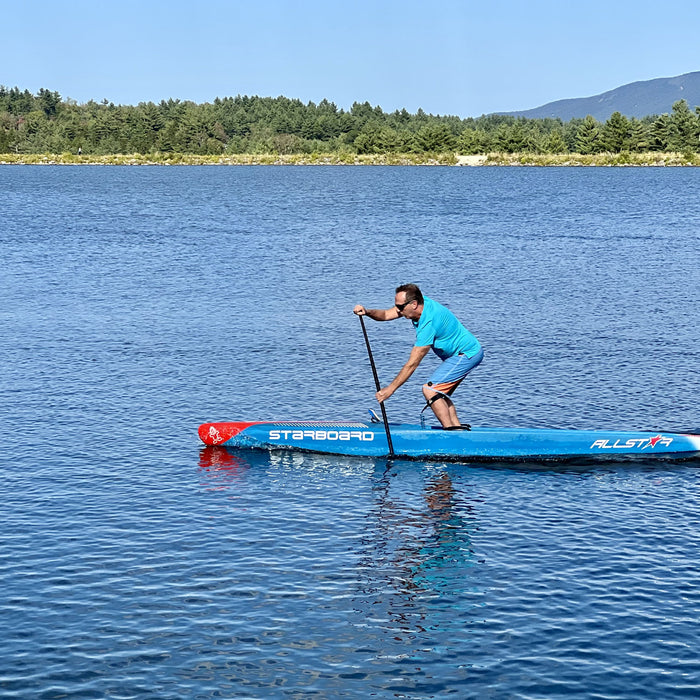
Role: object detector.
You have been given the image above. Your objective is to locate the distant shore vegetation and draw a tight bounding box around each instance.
[2,86,699,164]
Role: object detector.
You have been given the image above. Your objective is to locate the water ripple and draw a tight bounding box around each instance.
[2,166,700,698]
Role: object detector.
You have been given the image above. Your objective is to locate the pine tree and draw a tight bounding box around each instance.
[575,116,601,154]
[668,100,699,152]
[415,123,456,153]
[649,115,671,151]
[601,112,630,152]
[627,119,648,152]
[545,130,568,154]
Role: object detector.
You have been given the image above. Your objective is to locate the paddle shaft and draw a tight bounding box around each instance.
[359,315,395,456]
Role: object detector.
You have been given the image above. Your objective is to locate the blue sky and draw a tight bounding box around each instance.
[3,0,698,117]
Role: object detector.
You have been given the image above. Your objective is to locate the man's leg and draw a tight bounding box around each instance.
[422,386,460,428]
[422,350,484,428]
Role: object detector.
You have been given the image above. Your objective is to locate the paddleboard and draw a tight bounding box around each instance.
[198,420,700,461]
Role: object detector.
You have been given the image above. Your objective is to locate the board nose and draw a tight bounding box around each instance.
[198,422,257,445]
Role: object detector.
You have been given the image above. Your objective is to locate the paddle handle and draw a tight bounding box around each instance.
[359,315,395,456]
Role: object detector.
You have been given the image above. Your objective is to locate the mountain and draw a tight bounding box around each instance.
[500,71,700,121]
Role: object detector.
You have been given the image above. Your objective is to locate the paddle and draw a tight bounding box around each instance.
[359,315,395,457]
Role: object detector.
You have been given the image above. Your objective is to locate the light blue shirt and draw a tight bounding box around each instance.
[412,296,481,360]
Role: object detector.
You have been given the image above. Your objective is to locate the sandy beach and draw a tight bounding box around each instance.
[455,155,488,166]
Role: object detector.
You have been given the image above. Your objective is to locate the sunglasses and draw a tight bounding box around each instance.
[396,300,413,312]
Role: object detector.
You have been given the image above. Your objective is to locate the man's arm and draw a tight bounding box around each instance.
[353,304,400,321]
[376,345,431,403]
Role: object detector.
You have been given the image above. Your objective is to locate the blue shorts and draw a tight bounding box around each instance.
[425,349,484,396]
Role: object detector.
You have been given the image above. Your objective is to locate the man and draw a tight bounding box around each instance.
[353,284,483,429]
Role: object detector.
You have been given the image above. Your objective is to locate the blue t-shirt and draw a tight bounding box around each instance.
[413,296,481,360]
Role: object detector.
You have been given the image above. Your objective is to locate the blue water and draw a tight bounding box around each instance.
[1,165,699,698]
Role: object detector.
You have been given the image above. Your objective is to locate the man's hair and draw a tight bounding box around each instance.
[396,283,424,305]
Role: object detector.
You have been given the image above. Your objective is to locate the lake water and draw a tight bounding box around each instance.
[1,164,699,698]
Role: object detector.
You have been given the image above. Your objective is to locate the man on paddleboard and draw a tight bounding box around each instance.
[353,284,483,429]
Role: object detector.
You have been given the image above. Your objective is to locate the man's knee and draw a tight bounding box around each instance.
[422,385,448,406]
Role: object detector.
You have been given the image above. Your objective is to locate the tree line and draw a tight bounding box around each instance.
[1,86,699,156]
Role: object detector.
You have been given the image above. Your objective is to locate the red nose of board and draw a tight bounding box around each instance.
[198,422,258,446]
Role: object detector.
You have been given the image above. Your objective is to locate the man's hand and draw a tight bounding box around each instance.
[376,387,394,403]
[353,304,366,316]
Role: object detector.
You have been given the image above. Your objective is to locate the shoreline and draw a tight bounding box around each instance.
[1,152,698,166]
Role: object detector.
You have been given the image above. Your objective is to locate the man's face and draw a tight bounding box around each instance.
[394,292,419,320]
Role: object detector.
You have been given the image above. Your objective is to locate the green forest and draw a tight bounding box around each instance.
[1,86,699,158]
